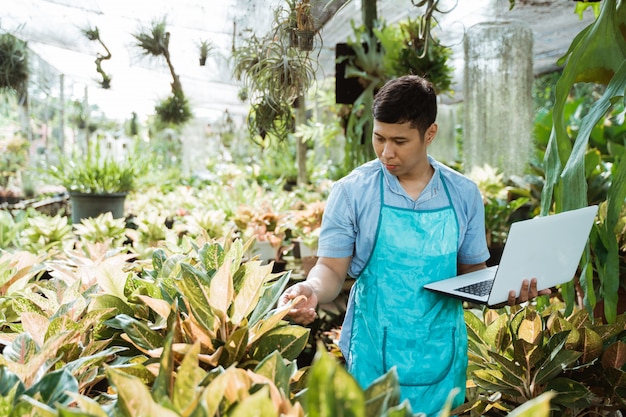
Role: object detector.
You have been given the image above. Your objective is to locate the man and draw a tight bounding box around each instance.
[278,75,544,416]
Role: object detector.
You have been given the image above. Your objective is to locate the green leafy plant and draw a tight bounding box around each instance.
[467,164,530,248]
[73,211,128,246]
[458,303,626,416]
[41,140,141,194]
[0,33,28,94]
[232,4,316,145]
[17,212,74,253]
[541,0,626,323]
[0,134,29,190]
[197,39,214,66]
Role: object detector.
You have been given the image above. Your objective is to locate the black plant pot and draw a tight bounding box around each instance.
[296,30,314,51]
[69,192,127,224]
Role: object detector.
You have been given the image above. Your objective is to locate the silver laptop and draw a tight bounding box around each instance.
[424,205,598,306]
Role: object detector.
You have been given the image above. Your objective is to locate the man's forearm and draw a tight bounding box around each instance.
[305,263,346,304]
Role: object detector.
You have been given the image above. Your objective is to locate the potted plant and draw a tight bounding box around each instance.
[233,202,288,270]
[294,0,315,51]
[286,200,324,275]
[41,141,142,224]
[197,39,213,66]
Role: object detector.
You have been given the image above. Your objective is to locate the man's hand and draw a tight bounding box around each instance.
[507,278,552,306]
[278,282,319,325]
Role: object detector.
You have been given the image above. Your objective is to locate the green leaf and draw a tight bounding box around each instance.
[220,326,248,367]
[208,253,234,321]
[152,320,175,405]
[231,261,274,325]
[228,385,278,417]
[506,391,555,417]
[106,367,179,417]
[472,369,521,394]
[198,368,230,417]
[305,345,366,417]
[579,327,603,364]
[487,351,526,387]
[104,314,163,350]
[254,351,291,397]
[88,294,133,316]
[0,366,24,398]
[483,313,509,348]
[173,342,206,415]
[250,325,309,362]
[24,369,78,407]
[364,369,402,417]
[545,377,593,407]
[249,271,291,327]
[535,349,582,385]
[2,333,37,364]
[198,241,223,272]
[176,263,216,333]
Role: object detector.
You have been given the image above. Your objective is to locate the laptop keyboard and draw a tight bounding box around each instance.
[455,279,494,296]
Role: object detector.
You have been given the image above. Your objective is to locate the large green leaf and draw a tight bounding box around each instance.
[198,241,225,272]
[472,369,519,394]
[24,368,78,407]
[208,253,234,322]
[505,391,555,417]
[363,369,403,417]
[107,367,179,417]
[231,261,274,325]
[535,349,582,385]
[0,366,24,397]
[152,319,175,406]
[104,314,163,351]
[304,345,366,417]
[2,332,38,364]
[487,351,526,388]
[545,377,594,408]
[173,342,206,415]
[228,385,278,417]
[254,351,293,398]
[175,263,216,334]
[219,326,248,367]
[250,325,309,362]
[248,270,291,327]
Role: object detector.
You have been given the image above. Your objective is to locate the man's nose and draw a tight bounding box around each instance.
[382,142,395,158]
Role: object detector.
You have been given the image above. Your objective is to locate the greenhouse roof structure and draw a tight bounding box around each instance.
[2,0,595,123]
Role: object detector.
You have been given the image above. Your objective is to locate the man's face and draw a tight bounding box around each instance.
[372,120,436,180]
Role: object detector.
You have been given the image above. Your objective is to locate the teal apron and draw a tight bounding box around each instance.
[345,173,467,416]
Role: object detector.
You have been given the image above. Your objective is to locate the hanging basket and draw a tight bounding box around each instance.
[296,30,315,51]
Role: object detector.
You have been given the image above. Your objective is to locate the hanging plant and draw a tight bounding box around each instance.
[197,39,214,66]
[376,16,454,94]
[133,17,192,125]
[81,25,112,89]
[294,0,316,51]
[154,91,192,126]
[232,5,315,144]
[0,33,28,94]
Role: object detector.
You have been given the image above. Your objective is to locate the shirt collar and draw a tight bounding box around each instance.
[378,156,440,202]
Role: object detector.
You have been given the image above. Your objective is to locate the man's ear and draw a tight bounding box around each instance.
[425,123,438,144]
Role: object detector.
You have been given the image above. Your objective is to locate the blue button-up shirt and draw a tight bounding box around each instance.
[317,157,490,278]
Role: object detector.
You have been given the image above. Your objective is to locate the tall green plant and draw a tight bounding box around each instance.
[541,0,626,322]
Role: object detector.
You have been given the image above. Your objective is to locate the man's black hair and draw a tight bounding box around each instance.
[372,75,437,138]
